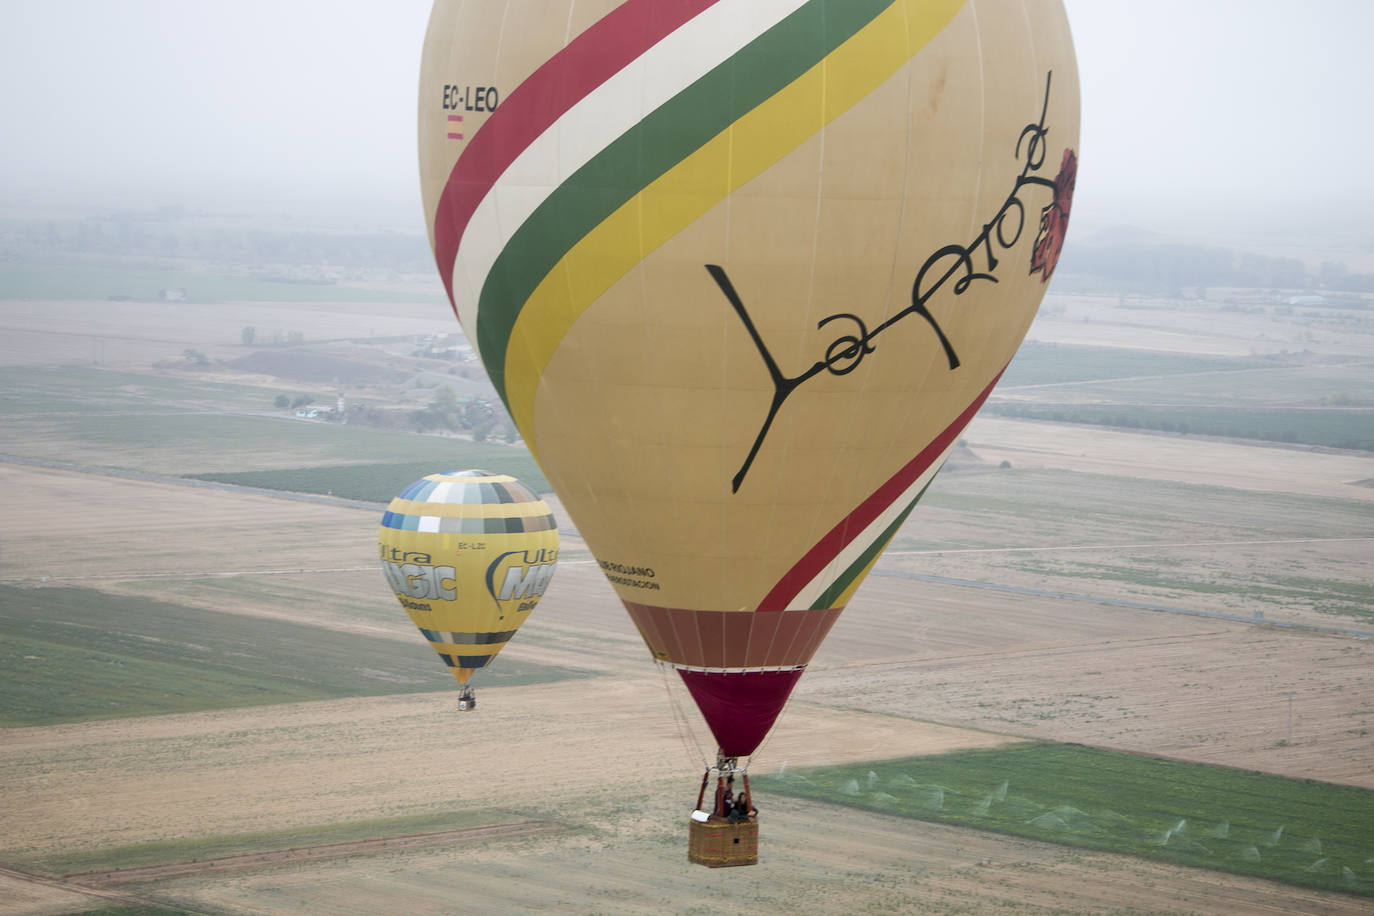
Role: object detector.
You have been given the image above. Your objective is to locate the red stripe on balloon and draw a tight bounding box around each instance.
[431,0,722,311]
[758,369,1007,611]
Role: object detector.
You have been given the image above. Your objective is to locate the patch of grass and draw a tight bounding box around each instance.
[1011,363,1374,409]
[762,743,1374,897]
[8,411,545,478]
[0,366,289,416]
[189,458,549,503]
[1000,342,1287,387]
[912,468,1374,548]
[35,809,515,876]
[1004,468,1360,533]
[0,584,587,726]
[1013,560,1374,624]
[984,403,1374,451]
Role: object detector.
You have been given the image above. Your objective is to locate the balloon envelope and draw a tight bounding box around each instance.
[379,470,559,686]
[419,0,1078,753]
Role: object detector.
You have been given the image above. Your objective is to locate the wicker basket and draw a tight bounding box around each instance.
[687,818,759,867]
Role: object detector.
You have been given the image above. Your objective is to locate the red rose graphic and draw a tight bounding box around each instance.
[1030,148,1077,281]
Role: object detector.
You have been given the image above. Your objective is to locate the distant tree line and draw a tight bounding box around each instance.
[1058,242,1374,295]
[303,387,519,443]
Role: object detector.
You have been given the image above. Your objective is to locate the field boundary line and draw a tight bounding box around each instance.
[0,566,379,584]
[0,453,385,510]
[60,821,563,887]
[0,864,157,910]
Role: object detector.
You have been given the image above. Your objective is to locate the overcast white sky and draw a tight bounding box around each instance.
[2,0,1372,242]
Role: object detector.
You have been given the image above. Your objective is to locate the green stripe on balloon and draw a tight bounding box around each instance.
[807,477,934,610]
[474,0,896,409]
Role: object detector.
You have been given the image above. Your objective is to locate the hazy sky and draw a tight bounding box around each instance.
[2,0,1372,240]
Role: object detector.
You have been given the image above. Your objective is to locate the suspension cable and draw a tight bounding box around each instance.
[657,659,710,770]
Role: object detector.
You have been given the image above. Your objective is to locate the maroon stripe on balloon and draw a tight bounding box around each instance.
[758,370,1007,611]
[720,613,755,668]
[431,0,722,308]
[622,600,672,662]
[678,667,804,757]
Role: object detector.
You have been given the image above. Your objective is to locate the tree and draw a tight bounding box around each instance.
[241,326,256,346]
[462,400,498,442]
[274,394,290,408]
[413,385,463,432]
[183,348,208,365]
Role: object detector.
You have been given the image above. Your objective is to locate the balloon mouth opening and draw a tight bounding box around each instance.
[677,667,806,758]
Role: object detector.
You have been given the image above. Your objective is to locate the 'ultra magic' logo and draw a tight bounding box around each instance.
[486,547,558,613]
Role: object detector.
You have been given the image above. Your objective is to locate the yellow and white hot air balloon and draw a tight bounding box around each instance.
[418,0,1078,857]
[379,469,558,710]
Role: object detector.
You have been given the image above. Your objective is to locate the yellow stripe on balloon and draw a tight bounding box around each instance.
[504,0,966,436]
[386,499,553,519]
[830,548,885,608]
[430,640,511,652]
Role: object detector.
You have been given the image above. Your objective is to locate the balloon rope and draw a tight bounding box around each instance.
[657,660,709,770]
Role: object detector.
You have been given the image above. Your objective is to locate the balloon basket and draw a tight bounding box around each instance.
[687,818,758,868]
[456,687,476,712]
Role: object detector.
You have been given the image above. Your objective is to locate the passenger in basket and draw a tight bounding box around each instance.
[719,775,735,817]
[728,792,755,824]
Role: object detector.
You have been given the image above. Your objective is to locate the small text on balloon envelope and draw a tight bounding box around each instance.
[443,85,499,112]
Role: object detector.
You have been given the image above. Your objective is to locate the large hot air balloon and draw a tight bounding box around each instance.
[419,0,1077,860]
[379,470,559,710]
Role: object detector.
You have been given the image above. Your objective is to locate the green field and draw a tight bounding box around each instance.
[1003,362,1374,408]
[989,342,1374,449]
[189,458,551,503]
[0,585,586,726]
[762,743,1374,896]
[917,467,1374,547]
[0,264,431,303]
[999,342,1288,387]
[984,403,1374,450]
[895,467,1374,625]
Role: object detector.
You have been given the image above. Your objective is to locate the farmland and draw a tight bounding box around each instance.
[188,458,549,504]
[764,743,1374,896]
[985,402,1374,450]
[1,282,1373,914]
[0,584,586,727]
[890,466,1374,629]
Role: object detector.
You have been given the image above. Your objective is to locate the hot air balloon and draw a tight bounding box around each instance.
[418,0,1078,862]
[379,470,559,710]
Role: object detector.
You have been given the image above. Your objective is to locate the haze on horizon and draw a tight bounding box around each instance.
[1,0,1372,249]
